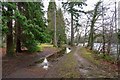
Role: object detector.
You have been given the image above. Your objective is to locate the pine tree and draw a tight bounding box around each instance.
[1,2,50,54]
[56,8,66,47]
[47,1,57,46]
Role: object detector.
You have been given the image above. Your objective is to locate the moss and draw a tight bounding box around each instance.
[79,48,115,66]
[36,44,43,52]
[98,53,115,62]
[79,48,100,65]
[57,51,80,78]
[41,43,53,48]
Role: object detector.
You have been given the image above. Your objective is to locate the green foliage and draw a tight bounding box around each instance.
[1,2,51,54]
[56,8,66,46]
[98,53,114,61]
[19,2,51,52]
[23,40,42,53]
[47,1,56,43]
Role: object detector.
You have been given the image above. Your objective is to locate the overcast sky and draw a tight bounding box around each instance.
[43,0,120,18]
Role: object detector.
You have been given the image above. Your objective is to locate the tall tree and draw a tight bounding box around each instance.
[87,1,101,50]
[62,0,87,46]
[56,8,66,47]
[1,2,49,54]
[101,2,106,54]
[15,2,23,52]
[118,29,120,60]
[6,3,14,56]
[47,1,57,46]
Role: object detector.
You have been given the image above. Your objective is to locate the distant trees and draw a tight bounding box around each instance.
[47,1,66,47]
[76,0,118,58]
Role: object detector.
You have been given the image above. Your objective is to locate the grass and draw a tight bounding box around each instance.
[79,48,100,65]
[56,50,80,78]
[41,43,53,48]
[79,47,116,67]
[36,43,54,52]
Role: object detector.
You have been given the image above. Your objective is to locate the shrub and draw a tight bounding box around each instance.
[23,40,42,53]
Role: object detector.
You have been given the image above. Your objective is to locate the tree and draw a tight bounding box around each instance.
[87,1,101,50]
[47,1,57,46]
[15,2,23,53]
[1,2,49,54]
[3,3,15,56]
[19,2,48,52]
[62,0,87,46]
[117,29,120,77]
[56,8,66,47]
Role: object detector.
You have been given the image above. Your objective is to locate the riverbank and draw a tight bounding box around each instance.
[79,47,118,77]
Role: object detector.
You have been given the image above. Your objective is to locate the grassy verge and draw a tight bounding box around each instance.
[79,48,100,65]
[79,48,116,64]
[78,47,117,75]
[41,43,53,48]
[56,49,80,78]
[36,43,54,52]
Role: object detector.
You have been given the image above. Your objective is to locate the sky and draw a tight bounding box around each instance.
[43,0,120,18]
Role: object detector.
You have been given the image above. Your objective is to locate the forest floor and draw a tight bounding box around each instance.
[2,46,118,78]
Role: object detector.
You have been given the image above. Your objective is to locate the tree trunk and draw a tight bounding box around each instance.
[83,21,88,47]
[71,12,74,46]
[53,10,57,47]
[15,21,21,52]
[16,3,22,52]
[6,4,14,56]
[102,3,105,54]
[90,24,94,50]
[88,20,94,50]
[102,32,105,53]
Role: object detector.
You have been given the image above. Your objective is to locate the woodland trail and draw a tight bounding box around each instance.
[3,47,117,78]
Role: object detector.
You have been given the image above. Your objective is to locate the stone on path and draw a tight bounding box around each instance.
[41,58,49,70]
[66,47,71,54]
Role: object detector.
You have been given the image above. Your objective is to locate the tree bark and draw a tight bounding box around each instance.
[16,3,22,52]
[53,10,57,47]
[6,4,14,56]
[90,23,94,50]
[71,12,74,46]
[102,3,105,54]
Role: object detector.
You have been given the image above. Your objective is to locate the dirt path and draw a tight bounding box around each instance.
[2,47,58,78]
[3,46,117,78]
[74,46,117,78]
[4,47,80,78]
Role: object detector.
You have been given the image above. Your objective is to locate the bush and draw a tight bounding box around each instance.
[98,53,113,61]
[36,44,43,52]
[23,40,42,53]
